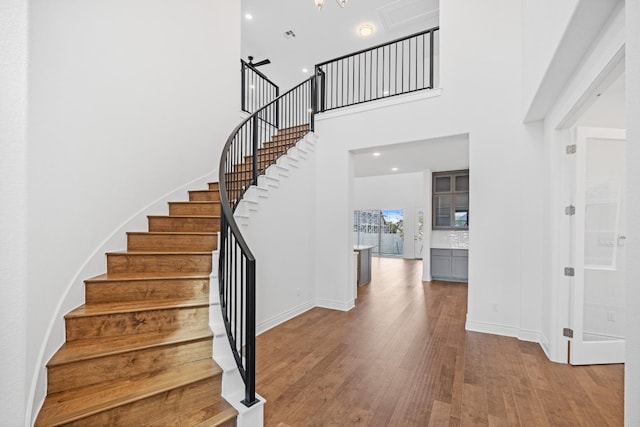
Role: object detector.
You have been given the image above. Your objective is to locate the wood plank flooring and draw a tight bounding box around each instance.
[255,258,623,426]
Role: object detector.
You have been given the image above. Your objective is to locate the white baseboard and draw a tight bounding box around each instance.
[465,320,547,348]
[256,300,315,336]
[465,319,519,337]
[315,298,355,312]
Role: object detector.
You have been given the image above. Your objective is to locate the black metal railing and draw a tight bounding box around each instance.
[315,27,439,112]
[241,60,279,116]
[218,76,315,407]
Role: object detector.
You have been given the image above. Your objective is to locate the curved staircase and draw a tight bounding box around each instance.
[35,182,237,426]
[35,124,311,425]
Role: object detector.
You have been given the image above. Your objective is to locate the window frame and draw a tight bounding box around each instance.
[432,169,469,230]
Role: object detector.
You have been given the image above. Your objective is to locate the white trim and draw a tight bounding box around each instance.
[315,298,355,312]
[316,89,442,121]
[256,300,315,336]
[465,320,519,338]
[466,320,546,348]
[518,328,542,343]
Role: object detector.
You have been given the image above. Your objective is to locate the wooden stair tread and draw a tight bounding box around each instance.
[169,200,220,205]
[86,271,210,282]
[192,405,239,427]
[48,327,213,366]
[148,215,220,219]
[126,231,217,237]
[36,359,223,426]
[106,250,212,255]
[65,297,209,318]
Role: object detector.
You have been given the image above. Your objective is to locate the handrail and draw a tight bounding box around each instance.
[218,75,315,407]
[241,60,280,116]
[315,26,440,112]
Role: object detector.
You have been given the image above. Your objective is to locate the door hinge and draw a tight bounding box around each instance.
[566,144,577,154]
[565,205,576,215]
[564,267,575,277]
[563,328,574,338]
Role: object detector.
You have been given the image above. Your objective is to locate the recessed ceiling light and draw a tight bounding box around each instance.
[302,68,309,73]
[373,152,381,156]
[383,90,389,96]
[392,167,399,172]
[245,13,253,20]
[358,23,374,38]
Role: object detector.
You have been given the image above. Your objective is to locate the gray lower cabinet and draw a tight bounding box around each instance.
[431,248,468,282]
[354,246,372,285]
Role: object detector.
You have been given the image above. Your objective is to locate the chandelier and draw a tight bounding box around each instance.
[314,0,348,10]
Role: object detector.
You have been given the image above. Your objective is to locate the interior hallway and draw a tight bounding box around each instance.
[255,258,623,426]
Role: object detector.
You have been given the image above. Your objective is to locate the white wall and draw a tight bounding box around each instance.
[26,1,240,422]
[314,0,546,340]
[353,172,424,259]
[625,0,640,424]
[0,0,28,425]
[240,139,318,334]
[543,2,625,363]
[522,0,579,112]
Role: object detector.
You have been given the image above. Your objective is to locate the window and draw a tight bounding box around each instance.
[433,170,469,229]
[354,209,404,257]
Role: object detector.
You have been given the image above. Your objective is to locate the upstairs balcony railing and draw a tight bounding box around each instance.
[315,27,439,112]
[241,59,279,117]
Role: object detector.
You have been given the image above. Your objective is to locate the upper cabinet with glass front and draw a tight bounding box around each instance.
[433,170,469,229]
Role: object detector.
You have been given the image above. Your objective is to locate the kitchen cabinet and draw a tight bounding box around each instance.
[431,248,468,282]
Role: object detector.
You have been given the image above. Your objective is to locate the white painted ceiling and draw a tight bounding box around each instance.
[241,0,439,90]
[352,134,469,177]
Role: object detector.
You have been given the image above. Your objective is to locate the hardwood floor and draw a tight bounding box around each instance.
[255,258,623,426]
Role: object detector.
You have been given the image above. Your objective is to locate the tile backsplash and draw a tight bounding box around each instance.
[431,230,469,249]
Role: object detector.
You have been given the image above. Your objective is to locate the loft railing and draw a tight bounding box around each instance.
[218,76,315,407]
[315,27,439,112]
[241,60,279,117]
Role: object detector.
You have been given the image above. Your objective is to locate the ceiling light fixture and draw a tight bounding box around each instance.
[373,152,381,157]
[302,68,309,73]
[314,0,347,11]
[358,23,374,38]
[245,13,253,20]
[392,167,399,172]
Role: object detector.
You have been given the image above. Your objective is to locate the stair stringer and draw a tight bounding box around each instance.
[235,133,318,229]
[208,130,317,427]
[232,132,318,334]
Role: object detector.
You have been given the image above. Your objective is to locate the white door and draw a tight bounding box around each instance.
[569,127,626,365]
[414,208,424,259]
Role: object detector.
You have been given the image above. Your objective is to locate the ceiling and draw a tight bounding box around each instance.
[352,134,469,178]
[241,0,439,90]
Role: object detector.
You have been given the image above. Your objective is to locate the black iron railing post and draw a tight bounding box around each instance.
[429,29,434,89]
[310,75,317,132]
[252,118,259,186]
[241,61,247,112]
[242,260,257,407]
[275,87,280,129]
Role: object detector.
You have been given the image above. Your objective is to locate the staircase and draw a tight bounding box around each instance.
[225,124,310,204]
[35,125,310,426]
[35,182,236,426]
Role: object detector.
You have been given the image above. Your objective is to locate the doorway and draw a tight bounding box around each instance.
[567,128,626,364]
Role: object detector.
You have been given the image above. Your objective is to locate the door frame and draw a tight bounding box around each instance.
[568,126,626,365]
